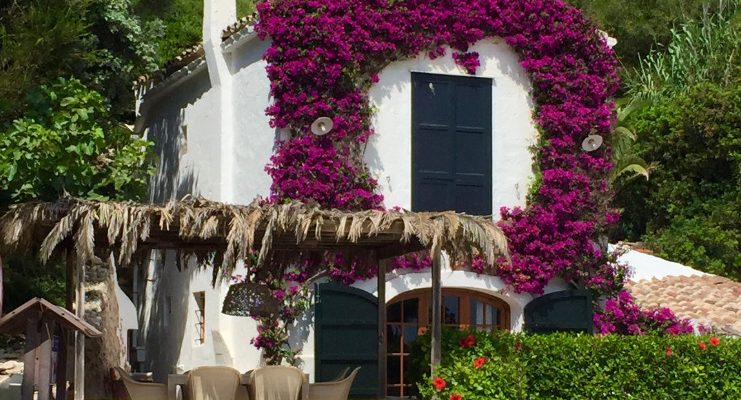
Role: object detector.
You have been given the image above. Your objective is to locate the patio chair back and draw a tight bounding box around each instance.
[308,367,360,400]
[187,366,242,400]
[114,367,168,400]
[247,366,304,400]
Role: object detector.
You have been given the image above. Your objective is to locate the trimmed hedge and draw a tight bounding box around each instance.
[411,329,741,399]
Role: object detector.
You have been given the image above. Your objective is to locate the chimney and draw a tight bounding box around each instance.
[203,0,236,46]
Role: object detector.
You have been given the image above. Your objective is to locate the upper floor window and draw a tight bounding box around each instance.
[411,72,493,216]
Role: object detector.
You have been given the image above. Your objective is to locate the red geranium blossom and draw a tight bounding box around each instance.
[473,356,487,369]
[450,394,463,400]
[698,341,707,350]
[433,377,446,391]
[459,334,476,348]
[710,336,721,346]
[665,346,672,357]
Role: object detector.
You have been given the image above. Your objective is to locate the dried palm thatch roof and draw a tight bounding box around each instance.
[0,197,509,283]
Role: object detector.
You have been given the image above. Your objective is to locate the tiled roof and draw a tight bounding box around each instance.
[134,14,258,89]
[222,14,257,41]
[627,275,741,336]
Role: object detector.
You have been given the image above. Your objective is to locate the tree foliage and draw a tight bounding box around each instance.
[135,0,257,65]
[0,0,161,123]
[612,2,740,280]
[568,0,710,69]
[0,78,153,207]
[615,82,740,280]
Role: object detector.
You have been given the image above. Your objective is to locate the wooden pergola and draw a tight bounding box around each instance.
[0,197,509,399]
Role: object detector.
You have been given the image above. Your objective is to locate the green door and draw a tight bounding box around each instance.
[315,283,379,397]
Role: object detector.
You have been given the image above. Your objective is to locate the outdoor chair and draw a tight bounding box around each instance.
[246,365,305,400]
[308,367,360,400]
[187,366,242,400]
[331,367,351,382]
[114,367,168,400]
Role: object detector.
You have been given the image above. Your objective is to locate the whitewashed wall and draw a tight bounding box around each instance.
[368,39,538,213]
[136,32,543,382]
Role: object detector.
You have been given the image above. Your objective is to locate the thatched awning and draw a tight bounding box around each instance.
[0,197,508,281]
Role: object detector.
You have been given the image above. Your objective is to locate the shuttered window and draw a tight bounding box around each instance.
[412,72,493,216]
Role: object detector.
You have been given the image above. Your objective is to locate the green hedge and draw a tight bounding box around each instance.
[411,329,741,400]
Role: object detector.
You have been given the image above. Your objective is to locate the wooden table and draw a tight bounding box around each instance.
[167,372,309,400]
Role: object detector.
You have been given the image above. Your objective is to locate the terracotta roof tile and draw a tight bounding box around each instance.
[627,275,741,335]
[135,14,258,89]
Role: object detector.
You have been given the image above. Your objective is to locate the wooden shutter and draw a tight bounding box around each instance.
[412,73,492,215]
[315,283,379,396]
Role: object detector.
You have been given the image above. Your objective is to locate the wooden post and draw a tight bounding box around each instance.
[56,330,69,400]
[74,261,85,400]
[22,318,39,400]
[66,251,75,311]
[38,321,53,400]
[430,244,442,377]
[0,255,4,317]
[376,257,388,400]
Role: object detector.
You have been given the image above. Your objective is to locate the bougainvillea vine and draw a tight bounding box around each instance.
[242,0,697,363]
[256,0,620,295]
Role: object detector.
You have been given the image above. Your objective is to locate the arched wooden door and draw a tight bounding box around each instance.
[385,288,510,397]
[314,283,379,397]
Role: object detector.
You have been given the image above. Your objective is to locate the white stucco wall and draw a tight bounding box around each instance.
[136,32,543,382]
[367,39,538,213]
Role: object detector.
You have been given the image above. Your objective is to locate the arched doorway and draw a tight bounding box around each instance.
[385,288,510,397]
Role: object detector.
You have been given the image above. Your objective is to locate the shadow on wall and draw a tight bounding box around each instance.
[140,250,192,381]
[146,73,212,203]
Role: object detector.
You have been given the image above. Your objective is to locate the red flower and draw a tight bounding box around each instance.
[514,340,523,353]
[710,336,721,346]
[473,356,487,369]
[698,341,707,350]
[665,346,672,357]
[449,394,463,400]
[459,334,476,348]
[433,377,446,391]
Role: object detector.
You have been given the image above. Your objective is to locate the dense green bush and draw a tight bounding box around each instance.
[613,81,740,280]
[0,78,154,206]
[412,329,741,400]
[0,0,162,122]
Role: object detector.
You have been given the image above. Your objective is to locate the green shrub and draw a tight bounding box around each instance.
[412,329,741,400]
[613,81,740,280]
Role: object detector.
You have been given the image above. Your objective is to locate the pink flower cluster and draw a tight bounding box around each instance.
[256,0,620,294]
[593,291,694,335]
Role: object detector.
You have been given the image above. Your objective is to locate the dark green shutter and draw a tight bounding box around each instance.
[524,289,594,333]
[315,283,378,396]
[412,72,493,216]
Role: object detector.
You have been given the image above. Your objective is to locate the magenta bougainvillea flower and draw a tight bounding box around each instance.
[256,0,621,295]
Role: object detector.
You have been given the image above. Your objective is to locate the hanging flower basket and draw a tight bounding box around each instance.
[222,282,282,318]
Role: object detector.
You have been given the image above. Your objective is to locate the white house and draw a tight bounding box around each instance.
[132,0,579,396]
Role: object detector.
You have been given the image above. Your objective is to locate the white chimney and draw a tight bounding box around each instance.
[203,0,236,46]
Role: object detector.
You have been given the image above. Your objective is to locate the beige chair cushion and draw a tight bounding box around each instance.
[187,366,242,400]
[247,366,304,400]
[114,367,168,400]
[308,367,360,400]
